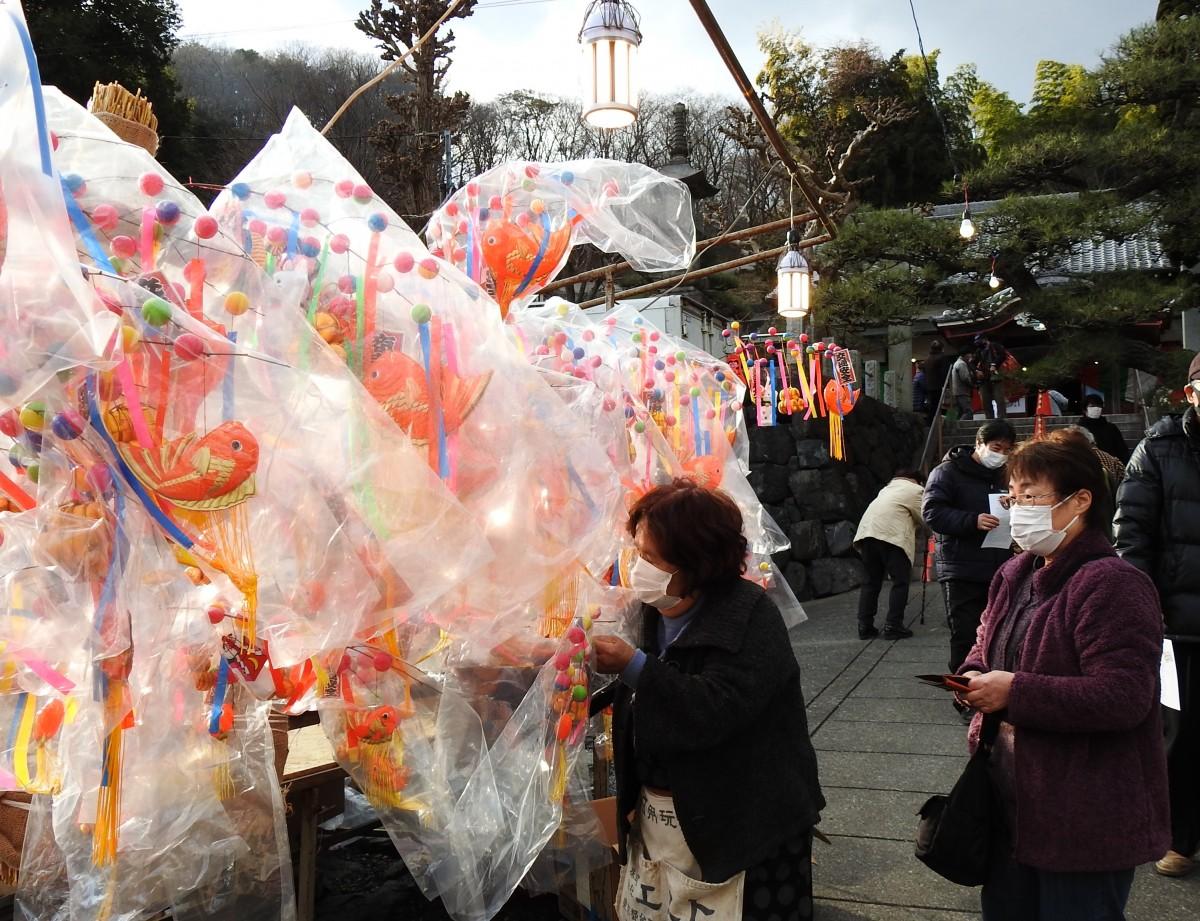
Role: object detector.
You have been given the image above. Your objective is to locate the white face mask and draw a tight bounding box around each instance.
[1085,406,1102,419]
[629,555,682,610]
[1009,493,1081,557]
[977,447,1007,470]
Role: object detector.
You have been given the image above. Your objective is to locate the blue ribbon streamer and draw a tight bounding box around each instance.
[63,186,118,273]
[515,212,553,297]
[418,322,450,481]
[84,375,194,549]
[208,657,230,735]
[8,10,53,177]
[691,397,703,457]
[286,211,299,260]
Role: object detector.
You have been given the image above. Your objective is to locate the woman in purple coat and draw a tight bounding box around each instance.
[957,436,1169,921]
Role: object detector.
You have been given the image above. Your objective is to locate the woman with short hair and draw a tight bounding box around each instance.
[957,438,1169,920]
[592,479,825,921]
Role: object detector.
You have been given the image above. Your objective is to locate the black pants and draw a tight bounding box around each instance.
[980,379,1007,418]
[1166,641,1200,856]
[857,538,911,631]
[943,579,990,672]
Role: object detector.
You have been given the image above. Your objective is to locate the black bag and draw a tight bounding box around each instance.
[914,714,1001,886]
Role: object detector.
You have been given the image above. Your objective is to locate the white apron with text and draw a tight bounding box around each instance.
[616,788,744,921]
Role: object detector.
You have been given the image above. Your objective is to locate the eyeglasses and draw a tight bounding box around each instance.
[1189,380,1200,395]
[998,493,1059,510]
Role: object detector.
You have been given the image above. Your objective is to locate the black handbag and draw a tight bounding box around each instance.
[914,713,1001,886]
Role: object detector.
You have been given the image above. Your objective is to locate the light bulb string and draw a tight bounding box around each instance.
[906,0,964,192]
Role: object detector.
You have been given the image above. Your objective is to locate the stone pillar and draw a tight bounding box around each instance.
[887,324,913,413]
[864,360,880,400]
[883,370,897,408]
[849,349,863,387]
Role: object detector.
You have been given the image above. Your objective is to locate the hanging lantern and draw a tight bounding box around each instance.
[959,207,976,240]
[579,1,642,130]
[776,236,810,319]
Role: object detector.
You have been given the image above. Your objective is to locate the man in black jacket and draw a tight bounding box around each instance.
[1115,352,1200,878]
[923,420,1016,678]
[925,339,952,421]
[1079,394,1131,463]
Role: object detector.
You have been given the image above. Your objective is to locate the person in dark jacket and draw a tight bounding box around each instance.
[958,437,1168,920]
[973,335,1011,420]
[925,339,953,421]
[913,362,929,414]
[591,480,824,921]
[923,420,1016,678]
[1078,393,1131,463]
[1114,351,1200,878]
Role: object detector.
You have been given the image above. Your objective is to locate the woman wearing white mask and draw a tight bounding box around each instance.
[922,420,1017,683]
[956,438,1168,921]
[591,480,824,921]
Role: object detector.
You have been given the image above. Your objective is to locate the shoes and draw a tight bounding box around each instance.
[882,625,914,640]
[858,626,880,640]
[1155,851,1196,877]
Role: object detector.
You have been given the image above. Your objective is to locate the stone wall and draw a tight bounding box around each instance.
[747,397,926,600]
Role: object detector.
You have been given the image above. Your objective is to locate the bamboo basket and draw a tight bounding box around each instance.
[88,82,160,157]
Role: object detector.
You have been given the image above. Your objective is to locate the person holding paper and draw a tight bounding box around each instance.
[1115,351,1200,878]
[957,436,1168,920]
[923,420,1016,681]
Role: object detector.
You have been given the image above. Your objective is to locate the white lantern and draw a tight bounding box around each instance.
[776,245,810,318]
[579,1,642,130]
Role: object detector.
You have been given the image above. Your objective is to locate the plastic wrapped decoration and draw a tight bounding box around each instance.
[427,160,696,318]
[0,6,125,407]
[210,108,626,611]
[513,299,807,628]
[39,88,489,659]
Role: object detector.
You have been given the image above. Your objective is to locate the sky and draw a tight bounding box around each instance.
[176,0,1160,106]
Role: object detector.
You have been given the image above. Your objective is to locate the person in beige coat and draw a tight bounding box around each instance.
[854,470,925,639]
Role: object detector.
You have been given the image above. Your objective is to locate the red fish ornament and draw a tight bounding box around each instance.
[348,705,402,744]
[117,421,259,511]
[479,209,583,319]
[363,347,491,447]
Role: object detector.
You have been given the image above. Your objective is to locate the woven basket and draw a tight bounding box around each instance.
[93,111,159,157]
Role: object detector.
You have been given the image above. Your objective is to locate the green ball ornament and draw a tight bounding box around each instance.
[411,303,433,324]
[571,685,587,702]
[141,297,172,327]
[634,420,646,433]
[690,386,701,397]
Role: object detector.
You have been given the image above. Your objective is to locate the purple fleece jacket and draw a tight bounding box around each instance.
[961,528,1170,873]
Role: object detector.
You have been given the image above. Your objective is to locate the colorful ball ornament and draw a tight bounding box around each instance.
[141,298,172,327]
[263,190,286,210]
[63,174,85,195]
[174,333,205,362]
[110,235,136,259]
[0,410,21,438]
[230,182,251,200]
[334,180,354,199]
[411,303,432,324]
[18,402,45,432]
[367,213,388,233]
[266,225,288,246]
[417,258,439,280]
[155,200,181,225]
[193,215,218,239]
[393,252,415,273]
[330,234,350,255]
[248,218,267,236]
[50,410,84,440]
[352,183,373,203]
[224,292,250,316]
[300,207,320,227]
[91,203,119,232]
[375,271,395,293]
[337,275,356,294]
[292,170,313,189]
[120,325,141,352]
[299,237,321,257]
[139,172,164,196]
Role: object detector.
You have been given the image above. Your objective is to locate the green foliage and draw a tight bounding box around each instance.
[23,0,196,177]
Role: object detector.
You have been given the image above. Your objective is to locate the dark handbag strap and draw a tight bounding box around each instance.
[977,711,1001,752]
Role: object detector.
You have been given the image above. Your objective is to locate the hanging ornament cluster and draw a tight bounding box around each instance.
[722,322,859,460]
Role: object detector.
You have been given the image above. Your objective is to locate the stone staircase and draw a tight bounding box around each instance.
[940,413,1149,453]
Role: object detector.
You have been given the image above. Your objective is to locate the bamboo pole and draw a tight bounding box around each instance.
[322,0,470,136]
[541,214,814,295]
[577,234,831,308]
[687,0,837,239]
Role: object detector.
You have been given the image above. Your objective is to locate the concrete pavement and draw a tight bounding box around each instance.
[791,585,1200,920]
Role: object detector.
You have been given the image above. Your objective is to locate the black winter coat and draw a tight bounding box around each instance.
[922,445,1012,584]
[590,579,824,883]
[1079,414,1132,464]
[1114,407,1200,638]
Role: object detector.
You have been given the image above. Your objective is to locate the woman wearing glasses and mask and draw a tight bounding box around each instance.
[956,436,1169,921]
[591,480,825,921]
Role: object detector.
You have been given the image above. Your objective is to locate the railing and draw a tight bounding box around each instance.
[918,371,953,474]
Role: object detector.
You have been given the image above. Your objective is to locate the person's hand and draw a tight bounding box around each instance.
[977,514,1000,531]
[593,635,637,675]
[965,670,1014,713]
[954,670,982,708]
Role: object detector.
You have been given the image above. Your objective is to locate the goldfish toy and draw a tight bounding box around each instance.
[348,705,402,744]
[117,421,259,511]
[363,346,491,447]
[479,209,584,318]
